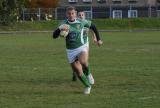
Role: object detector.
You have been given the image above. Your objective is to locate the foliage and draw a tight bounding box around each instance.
[0,0,59,25]
[0,0,17,25]
[28,0,59,8]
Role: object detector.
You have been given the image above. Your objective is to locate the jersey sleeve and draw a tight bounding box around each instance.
[83,20,92,28]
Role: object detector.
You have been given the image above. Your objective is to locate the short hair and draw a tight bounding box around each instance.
[78,11,85,15]
[66,6,76,12]
[78,10,84,13]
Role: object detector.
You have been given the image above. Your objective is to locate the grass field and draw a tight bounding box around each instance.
[1,18,160,31]
[0,31,160,108]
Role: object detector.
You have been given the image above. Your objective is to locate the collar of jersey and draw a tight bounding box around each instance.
[67,19,81,24]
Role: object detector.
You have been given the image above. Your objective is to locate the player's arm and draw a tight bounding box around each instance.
[90,23,100,41]
[53,28,60,39]
[53,24,69,39]
[89,23,103,46]
[90,30,97,43]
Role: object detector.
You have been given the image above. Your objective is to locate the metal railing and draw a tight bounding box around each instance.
[19,5,160,21]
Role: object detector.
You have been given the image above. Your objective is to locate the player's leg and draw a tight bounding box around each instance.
[71,61,91,94]
[67,49,78,81]
[79,51,89,75]
[78,50,94,85]
[71,61,90,86]
[72,59,78,81]
[72,71,77,81]
[71,62,77,81]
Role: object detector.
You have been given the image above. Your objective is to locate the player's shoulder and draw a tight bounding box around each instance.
[75,18,83,24]
[77,18,85,22]
[60,19,68,24]
[84,19,91,24]
[79,19,91,24]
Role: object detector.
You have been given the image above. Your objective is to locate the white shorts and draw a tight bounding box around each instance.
[66,43,89,63]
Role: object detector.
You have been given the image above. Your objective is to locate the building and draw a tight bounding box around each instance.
[57,0,160,19]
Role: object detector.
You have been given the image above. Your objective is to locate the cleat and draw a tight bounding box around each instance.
[84,86,91,94]
[87,74,94,85]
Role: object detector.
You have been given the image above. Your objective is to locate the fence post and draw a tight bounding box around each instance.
[109,5,112,18]
[22,8,25,21]
[38,8,41,21]
[55,8,57,20]
[91,5,93,19]
[128,4,132,18]
[148,5,152,18]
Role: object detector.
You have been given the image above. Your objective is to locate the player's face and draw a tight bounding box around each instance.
[78,12,85,20]
[66,10,77,21]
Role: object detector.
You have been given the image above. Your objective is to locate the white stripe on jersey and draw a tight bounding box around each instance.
[80,28,84,44]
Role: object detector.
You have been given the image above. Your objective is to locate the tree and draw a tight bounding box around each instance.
[0,0,59,25]
[8,0,17,9]
[0,0,17,25]
[28,0,59,8]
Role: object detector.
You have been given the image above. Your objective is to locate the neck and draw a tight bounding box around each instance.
[68,19,76,22]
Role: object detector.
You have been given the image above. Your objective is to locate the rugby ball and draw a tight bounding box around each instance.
[59,24,70,37]
[60,30,69,37]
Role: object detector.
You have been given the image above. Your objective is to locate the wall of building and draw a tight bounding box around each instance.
[21,0,160,21]
[58,0,157,7]
[57,0,160,19]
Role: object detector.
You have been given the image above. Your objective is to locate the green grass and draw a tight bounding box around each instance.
[0,31,160,108]
[1,18,160,31]
[92,18,160,29]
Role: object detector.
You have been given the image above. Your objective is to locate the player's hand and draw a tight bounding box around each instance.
[93,36,97,44]
[59,24,69,31]
[96,40,103,47]
[62,25,69,31]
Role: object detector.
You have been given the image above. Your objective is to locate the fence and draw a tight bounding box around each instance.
[21,8,57,21]
[20,5,160,21]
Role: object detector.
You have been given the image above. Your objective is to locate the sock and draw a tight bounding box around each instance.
[83,65,91,76]
[78,73,91,87]
[73,72,77,77]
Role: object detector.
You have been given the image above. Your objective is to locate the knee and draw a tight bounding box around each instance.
[81,62,88,69]
[79,59,87,66]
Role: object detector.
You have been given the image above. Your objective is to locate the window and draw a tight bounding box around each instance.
[128,10,138,18]
[112,0,122,1]
[157,10,160,17]
[113,10,122,19]
[128,0,137,3]
[97,0,106,3]
[112,0,122,3]
[68,0,78,3]
[83,0,92,3]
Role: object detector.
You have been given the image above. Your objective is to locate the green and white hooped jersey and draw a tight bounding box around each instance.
[61,19,91,49]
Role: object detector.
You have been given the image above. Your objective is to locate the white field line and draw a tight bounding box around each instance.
[139,96,157,100]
